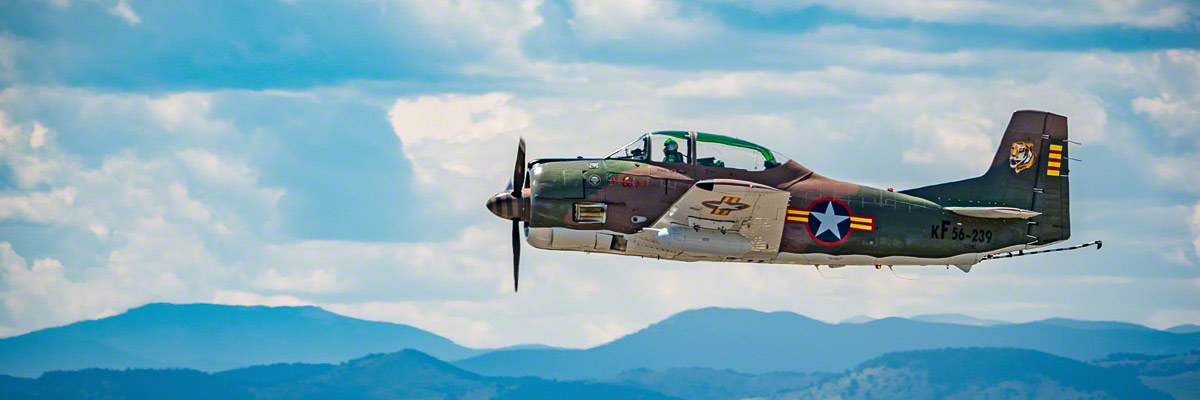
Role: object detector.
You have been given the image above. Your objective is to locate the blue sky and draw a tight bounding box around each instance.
[0,0,1198,347]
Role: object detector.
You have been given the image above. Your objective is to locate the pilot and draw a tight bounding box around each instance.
[662,138,684,163]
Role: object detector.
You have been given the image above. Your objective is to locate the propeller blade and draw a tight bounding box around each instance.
[512,219,520,292]
[512,138,526,198]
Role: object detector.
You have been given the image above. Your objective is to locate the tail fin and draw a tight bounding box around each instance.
[902,110,1070,245]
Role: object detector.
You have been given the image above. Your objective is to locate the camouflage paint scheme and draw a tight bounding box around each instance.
[488,110,1071,269]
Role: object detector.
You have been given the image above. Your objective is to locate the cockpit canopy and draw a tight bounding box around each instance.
[607,131,790,171]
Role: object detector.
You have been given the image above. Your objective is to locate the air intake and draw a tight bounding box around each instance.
[574,202,607,223]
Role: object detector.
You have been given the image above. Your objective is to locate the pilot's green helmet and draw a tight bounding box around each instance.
[664,138,678,151]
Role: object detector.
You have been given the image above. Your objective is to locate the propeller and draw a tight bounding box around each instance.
[511,138,526,292]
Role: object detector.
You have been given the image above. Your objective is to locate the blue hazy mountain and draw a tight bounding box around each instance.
[793,348,1172,400]
[1033,317,1158,331]
[624,348,1175,400]
[603,348,1177,400]
[1094,351,1200,400]
[5,303,1199,382]
[1167,324,1200,334]
[603,367,833,400]
[839,315,875,324]
[0,303,484,377]
[0,348,1174,400]
[456,307,1200,379]
[909,313,1008,326]
[0,349,677,400]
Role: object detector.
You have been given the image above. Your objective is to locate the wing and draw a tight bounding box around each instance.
[648,179,791,258]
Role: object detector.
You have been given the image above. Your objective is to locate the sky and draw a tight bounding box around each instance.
[0,0,1198,348]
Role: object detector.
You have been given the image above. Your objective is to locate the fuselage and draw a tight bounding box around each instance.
[516,157,1033,268]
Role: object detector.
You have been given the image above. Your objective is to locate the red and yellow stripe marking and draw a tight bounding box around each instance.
[786,207,874,232]
[849,216,874,232]
[1047,143,1063,176]
[786,207,809,223]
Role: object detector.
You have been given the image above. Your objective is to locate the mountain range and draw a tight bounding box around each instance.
[0,303,483,377]
[2,303,1199,382]
[1168,324,1200,334]
[0,347,1183,400]
[456,307,1200,379]
[0,349,675,400]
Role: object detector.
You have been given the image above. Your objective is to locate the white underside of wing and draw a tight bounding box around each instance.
[944,206,1041,219]
[647,179,791,258]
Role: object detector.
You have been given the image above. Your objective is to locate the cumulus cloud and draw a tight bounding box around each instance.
[1132,51,1200,139]
[148,93,223,133]
[369,48,1200,345]
[1149,308,1200,329]
[387,93,531,211]
[211,290,308,307]
[735,0,1198,28]
[1127,51,1200,196]
[637,55,1114,181]
[1190,202,1200,259]
[2,10,1199,345]
[108,0,141,25]
[1133,94,1200,138]
[568,0,706,42]
[404,0,543,64]
[0,244,127,334]
[657,70,843,98]
[0,106,281,333]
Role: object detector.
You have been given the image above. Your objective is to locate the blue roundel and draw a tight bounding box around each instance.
[807,199,852,244]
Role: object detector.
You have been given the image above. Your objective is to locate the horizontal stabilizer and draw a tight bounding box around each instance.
[945,206,1041,219]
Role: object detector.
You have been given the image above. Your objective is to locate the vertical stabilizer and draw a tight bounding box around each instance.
[902,110,1070,245]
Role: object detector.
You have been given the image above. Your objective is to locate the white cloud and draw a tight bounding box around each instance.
[1131,51,1200,139]
[1148,308,1200,330]
[28,122,47,148]
[108,0,141,25]
[1,41,1198,350]
[253,268,340,293]
[404,0,544,64]
[0,110,65,188]
[657,70,843,98]
[362,48,1200,346]
[1150,154,1200,193]
[642,56,1112,178]
[176,149,275,195]
[211,290,308,307]
[387,93,531,211]
[148,93,231,134]
[1127,51,1200,195]
[0,187,78,224]
[896,110,997,171]
[1190,201,1200,259]
[0,106,285,332]
[568,0,706,42]
[1133,94,1200,139]
[325,301,499,348]
[736,0,1198,28]
[0,243,129,335]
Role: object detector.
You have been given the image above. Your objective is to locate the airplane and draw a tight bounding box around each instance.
[486,110,1101,291]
